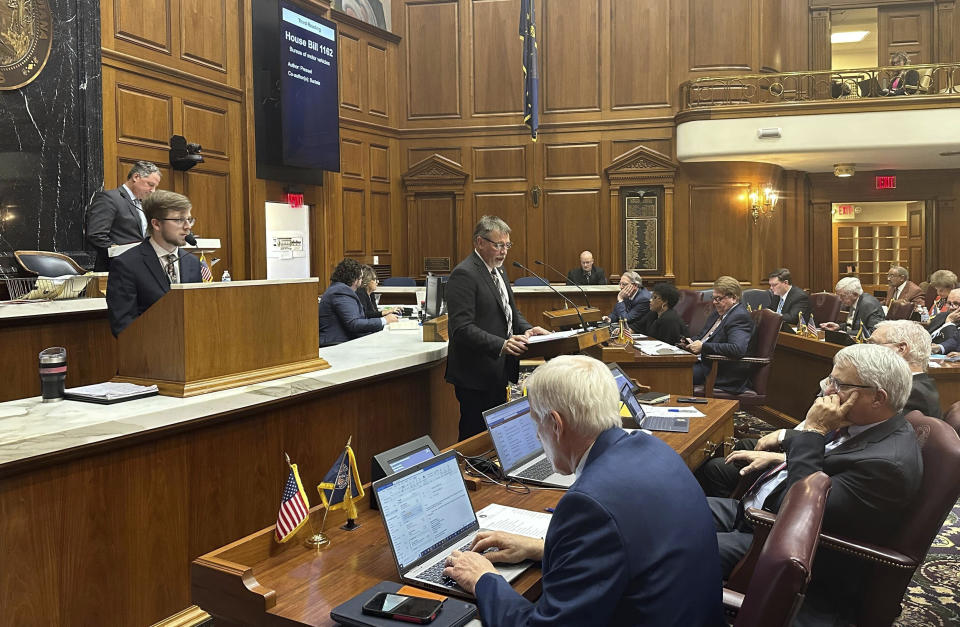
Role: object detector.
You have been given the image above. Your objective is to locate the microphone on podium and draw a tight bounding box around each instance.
[534,259,592,309]
[511,261,589,333]
[185,232,198,246]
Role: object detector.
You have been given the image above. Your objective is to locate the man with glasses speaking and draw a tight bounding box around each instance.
[709,343,922,625]
[106,190,203,336]
[445,216,549,440]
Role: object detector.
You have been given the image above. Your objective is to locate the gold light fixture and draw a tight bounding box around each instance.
[834,163,855,177]
[748,185,778,223]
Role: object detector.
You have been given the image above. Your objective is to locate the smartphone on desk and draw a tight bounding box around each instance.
[361,592,442,624]
[676,397,709,404]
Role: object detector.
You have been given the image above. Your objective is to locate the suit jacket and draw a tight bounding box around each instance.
[842,293,885,336]
[692,303,755,394]
[767,415,923,611]
[886,280,925,307]
[565,266,606,286]
[635,307,688,345]
[355,286,383,319]
[106,239,203,336]
[86,186,147,271]
[906,372,942,418]
[445,253,531,391]
[474,428,722,627]
[608,289,651,329]
[318,282,383,346]
[927,311,958,349]
[769,286,810,323]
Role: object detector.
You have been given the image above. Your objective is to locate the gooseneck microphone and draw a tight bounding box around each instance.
[512,261,589,332]
[534,259,592,309]
[185,232,198,246]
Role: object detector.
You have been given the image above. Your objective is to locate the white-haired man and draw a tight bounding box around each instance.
[870,320,941,417]
[820,276,884,337]
[710,343,922,625]
[444,355,722,626]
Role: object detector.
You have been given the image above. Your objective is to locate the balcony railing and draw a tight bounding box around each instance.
[680,63,960,111]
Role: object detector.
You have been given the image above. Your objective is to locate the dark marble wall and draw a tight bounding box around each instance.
[0,0,102,274]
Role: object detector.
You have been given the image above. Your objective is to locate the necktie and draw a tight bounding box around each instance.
[491,269,512,336]
[134,198,146,237]
[165,253,178,284]
[776,297,785,314]
[701,314,724,342]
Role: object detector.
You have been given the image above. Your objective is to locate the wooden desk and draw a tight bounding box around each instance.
[191,398,737,626]
[585,344,698,396]
[760,332,960,426]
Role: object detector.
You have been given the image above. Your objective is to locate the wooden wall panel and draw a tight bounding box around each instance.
[115,0,171,51]
[341,138,365,179]
[473,146,527,182]
[471,0,522,116]
[543,190,601,276]
[809,8,831,70]
[367,44,390,118]
[542,0,601,113]
[406,1,461,119]
[116,86,173,147]
[412,194,458,272]
[544,143,601,180]
[689,0,752,71]
[183,169,232,271]
[370,144,390,182]
[408,147,462,167]
[475,192,528,282]
[880,5,933,64]
[182,102,229,158]
[371,191,392,253]
[759,0,782,72]
[342,188,366,255]
[611,0,671,108]
[689,185,752,283]
[340,33,363,112]
[180,0,228,70]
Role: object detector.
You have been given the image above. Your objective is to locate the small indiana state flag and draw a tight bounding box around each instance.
[519,0,539,141]
[275,463,310,543]
[318,444,364,520]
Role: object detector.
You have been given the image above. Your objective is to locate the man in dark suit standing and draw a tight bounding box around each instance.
[767,267,810,324]
[885,265,925,307]
[682,275,755,394]
[86,161,162,271]
[445,216,549,440]
[709,343,922,625]
[565,250,605,285]
[106,190,203,336]
[443,355,722,626]
[820,276,884,337]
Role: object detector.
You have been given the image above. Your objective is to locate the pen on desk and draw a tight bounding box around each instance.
[544,507,555,513]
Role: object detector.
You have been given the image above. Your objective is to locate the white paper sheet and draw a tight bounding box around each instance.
[526,329,579,344]
[475,503,552,539]
[634,340,688,355]
[641,405,706,418]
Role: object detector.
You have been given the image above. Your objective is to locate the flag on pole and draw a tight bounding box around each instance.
[807,314,817,336]
[620,319,633,344]
[798,313,806,336]
[199,252,213,283]
[275,463,310,543]
[318,442,364,521]
[519,0,539,141]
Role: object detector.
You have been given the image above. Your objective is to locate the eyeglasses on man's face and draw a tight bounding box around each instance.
[158,217,196,227]
[947,300,960,309]
[481,236,512,250]
[712,293,730,303]
[820,375,873,393]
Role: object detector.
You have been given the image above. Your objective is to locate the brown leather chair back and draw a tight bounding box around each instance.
[742,289,772,311]
[728,472,831,627]
[809,292,841,324]
[925,284,938,311]
[675,289,702,326]
[944,401,960,436]
[746,308,783,397]
[14,250,85,276]
[885,301,914,320]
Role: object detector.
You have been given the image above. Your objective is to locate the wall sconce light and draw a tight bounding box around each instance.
[834,163,855,178]
[748,185,778,223]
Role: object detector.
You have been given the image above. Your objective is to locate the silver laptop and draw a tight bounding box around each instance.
[609,364,689,433]
[482,397,576,489]
[372,450,530,598]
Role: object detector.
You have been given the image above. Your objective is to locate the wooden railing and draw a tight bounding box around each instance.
[680,63,960,111]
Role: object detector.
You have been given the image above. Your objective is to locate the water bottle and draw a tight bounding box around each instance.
[918,305,929,324]
[221,270,231,282]
[38,347,67,402]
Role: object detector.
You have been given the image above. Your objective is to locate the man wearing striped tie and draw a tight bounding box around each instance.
[709,343,922,626]
[85,161,162,271]
[445,216,549,440]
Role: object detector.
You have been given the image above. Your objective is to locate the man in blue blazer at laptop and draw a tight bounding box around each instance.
[444,355,722,627]
[106,190,203,336]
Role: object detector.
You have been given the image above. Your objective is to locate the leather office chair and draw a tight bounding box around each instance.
[723,472,831,627]
[380,277,416,287]
[687,300,715,339]
[514,276,547,286]
[742,289,772,311]
[674,289,701,326]
[696,308,782,407]
[924,285,939,312]
[14,250,86,276]
[740,412,960,626]
[809,292,841,324]
[944,401,960,436]
[885,301,915,320]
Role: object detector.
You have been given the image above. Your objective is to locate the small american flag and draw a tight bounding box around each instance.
[620,319,633,343]
[275,464,310,543]
[807,314,817,336]
[199,252,213,283]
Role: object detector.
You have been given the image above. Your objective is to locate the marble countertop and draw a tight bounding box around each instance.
[0,326,447,471]
[0,297,108,320]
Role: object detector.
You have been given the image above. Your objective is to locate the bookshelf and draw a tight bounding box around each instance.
[833,222,908,294]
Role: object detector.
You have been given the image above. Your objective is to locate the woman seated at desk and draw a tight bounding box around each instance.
[355,264,400,319]
[634,282,689,345]
[319,258,398,347]
[928,269,957,317]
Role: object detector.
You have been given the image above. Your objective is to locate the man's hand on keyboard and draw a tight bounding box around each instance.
[443,549,497,595]
[471,531,544,564]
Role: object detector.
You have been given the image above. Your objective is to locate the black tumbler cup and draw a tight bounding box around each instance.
[39,347,67,402]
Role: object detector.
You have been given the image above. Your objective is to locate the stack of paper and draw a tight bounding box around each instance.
[64,382,159,402]
[634,340,688,355]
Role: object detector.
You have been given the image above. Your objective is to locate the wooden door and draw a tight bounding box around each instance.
[879,5,933,65]
[905,201,925,284]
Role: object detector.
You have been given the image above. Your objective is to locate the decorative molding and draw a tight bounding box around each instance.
[330,8,402,44]
[605,145,678,186]
[101,48,242,100]
[401,154,469,188]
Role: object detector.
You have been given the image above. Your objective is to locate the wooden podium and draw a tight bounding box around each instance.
[542,306,603,330]
[114,278,329,396]
[522,326,611,360]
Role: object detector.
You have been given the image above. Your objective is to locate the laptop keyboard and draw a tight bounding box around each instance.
[641,416,690,433]
[416,541,472,588]
[518,456,555,481]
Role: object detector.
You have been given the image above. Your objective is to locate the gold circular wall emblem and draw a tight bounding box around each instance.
[0,0,54,90]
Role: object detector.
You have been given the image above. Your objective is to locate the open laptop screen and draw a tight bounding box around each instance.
[609,365,645,420]
[375,453,476,571]
[483,397,542,473]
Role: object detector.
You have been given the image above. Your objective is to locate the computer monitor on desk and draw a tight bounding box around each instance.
[424,274,447,319]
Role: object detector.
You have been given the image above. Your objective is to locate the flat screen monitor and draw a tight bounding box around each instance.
[424,275,447,319]
[370,435,441,510]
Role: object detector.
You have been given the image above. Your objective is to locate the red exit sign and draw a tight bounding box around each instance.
[876,175,897,189]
